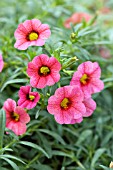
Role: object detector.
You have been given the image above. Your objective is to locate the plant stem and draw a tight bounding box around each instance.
[24,153,41,169]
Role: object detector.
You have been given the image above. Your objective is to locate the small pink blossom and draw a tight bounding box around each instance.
[70,61,104,98]
[0,54,4,72]
[64,12,92,29]
[14,19,51,50]
[47,86,86,124]
[27,54,61,89]
[18,85,40,109]
[3,99,30,136]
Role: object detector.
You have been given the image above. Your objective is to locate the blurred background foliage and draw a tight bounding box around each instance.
[0,0,113,169]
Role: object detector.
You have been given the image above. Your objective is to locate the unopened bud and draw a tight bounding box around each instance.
[70,33,76,39]
[71,56,79,61]
[109,161,113,168]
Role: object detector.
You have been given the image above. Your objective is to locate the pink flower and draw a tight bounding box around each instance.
[0,54,4,72]
[64,12,92,29]
[70,97,96,124]
[18,85,40,109]
[47,86,86,124]
[70,61,104,98]
[3,99,30,136]
[27,54,61,89]
[14,19,51,50]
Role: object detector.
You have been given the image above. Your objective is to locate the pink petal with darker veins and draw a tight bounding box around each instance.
[32,56,42,66]
[90,78,104,94]
[46,75,55,86]
[35,38,45,46]
[38,54,49,65]
[14,39,30,50]
[38,24,50,33]
[54,110,64,124]
[19,86,30,97]
[72,102,86,119]
[31,19,42,32]
[90,62,101,78]
[30,76,40,88]
[71,117,83,124]
[36,77,47,88]
[7,121,27,136]
[23,20,33,33]
[49,57,61,71]
[78,61,94,74]
[39,29,51,39]
[3,99,16,113]
[47,104,61,115]
[83,98,96,117]
[27,62,38,77]
[54,87,65,99]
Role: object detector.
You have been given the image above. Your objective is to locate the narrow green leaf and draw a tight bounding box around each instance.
[99,165,111,170]
[0,109,6,149]
[19,141,49,158]
[76,130,92,145]
[0,79,28,92]
[91,148,106,167]
[0,154,25,164]
[52,150,73,158]
[39,129,66,145]
[0,157,19,170]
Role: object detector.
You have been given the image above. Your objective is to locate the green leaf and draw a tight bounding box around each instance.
[19,141,49,158]
[33,164,53,170]
[91,148,106,167]
[0,79,28,92]
[0,157,19,170]
[76,130,92,145]
[39,129,66,145]
[52,150,73,158]
[0,154,25,164]
[99,165,111,170]
[0,109,6,149]
[42,48,51,57]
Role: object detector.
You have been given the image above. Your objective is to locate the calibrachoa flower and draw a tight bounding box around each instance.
[0,54,4,72]
[70,61,104,98]
[27,54,61,89]
[18,85,40,109]
[3,99,30,136]
[70,97,96,124]
[14,19,51,50]
[47,86,86,124]
[64,12,92,29]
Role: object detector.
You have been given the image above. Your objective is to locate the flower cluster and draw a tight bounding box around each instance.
[47,61,104,124]
[2,18,104,135]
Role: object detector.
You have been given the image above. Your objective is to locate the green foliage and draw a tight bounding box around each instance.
[0,0,113,169]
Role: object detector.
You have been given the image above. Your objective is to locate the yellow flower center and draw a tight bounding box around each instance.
[80,74,89,85]
[12,112,19,121]
[40,66,50,75]
[29,32,38,41]
[60,98,70,109]
[29,95,35,101]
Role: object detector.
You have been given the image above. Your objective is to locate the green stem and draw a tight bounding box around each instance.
[24,153,41,169]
